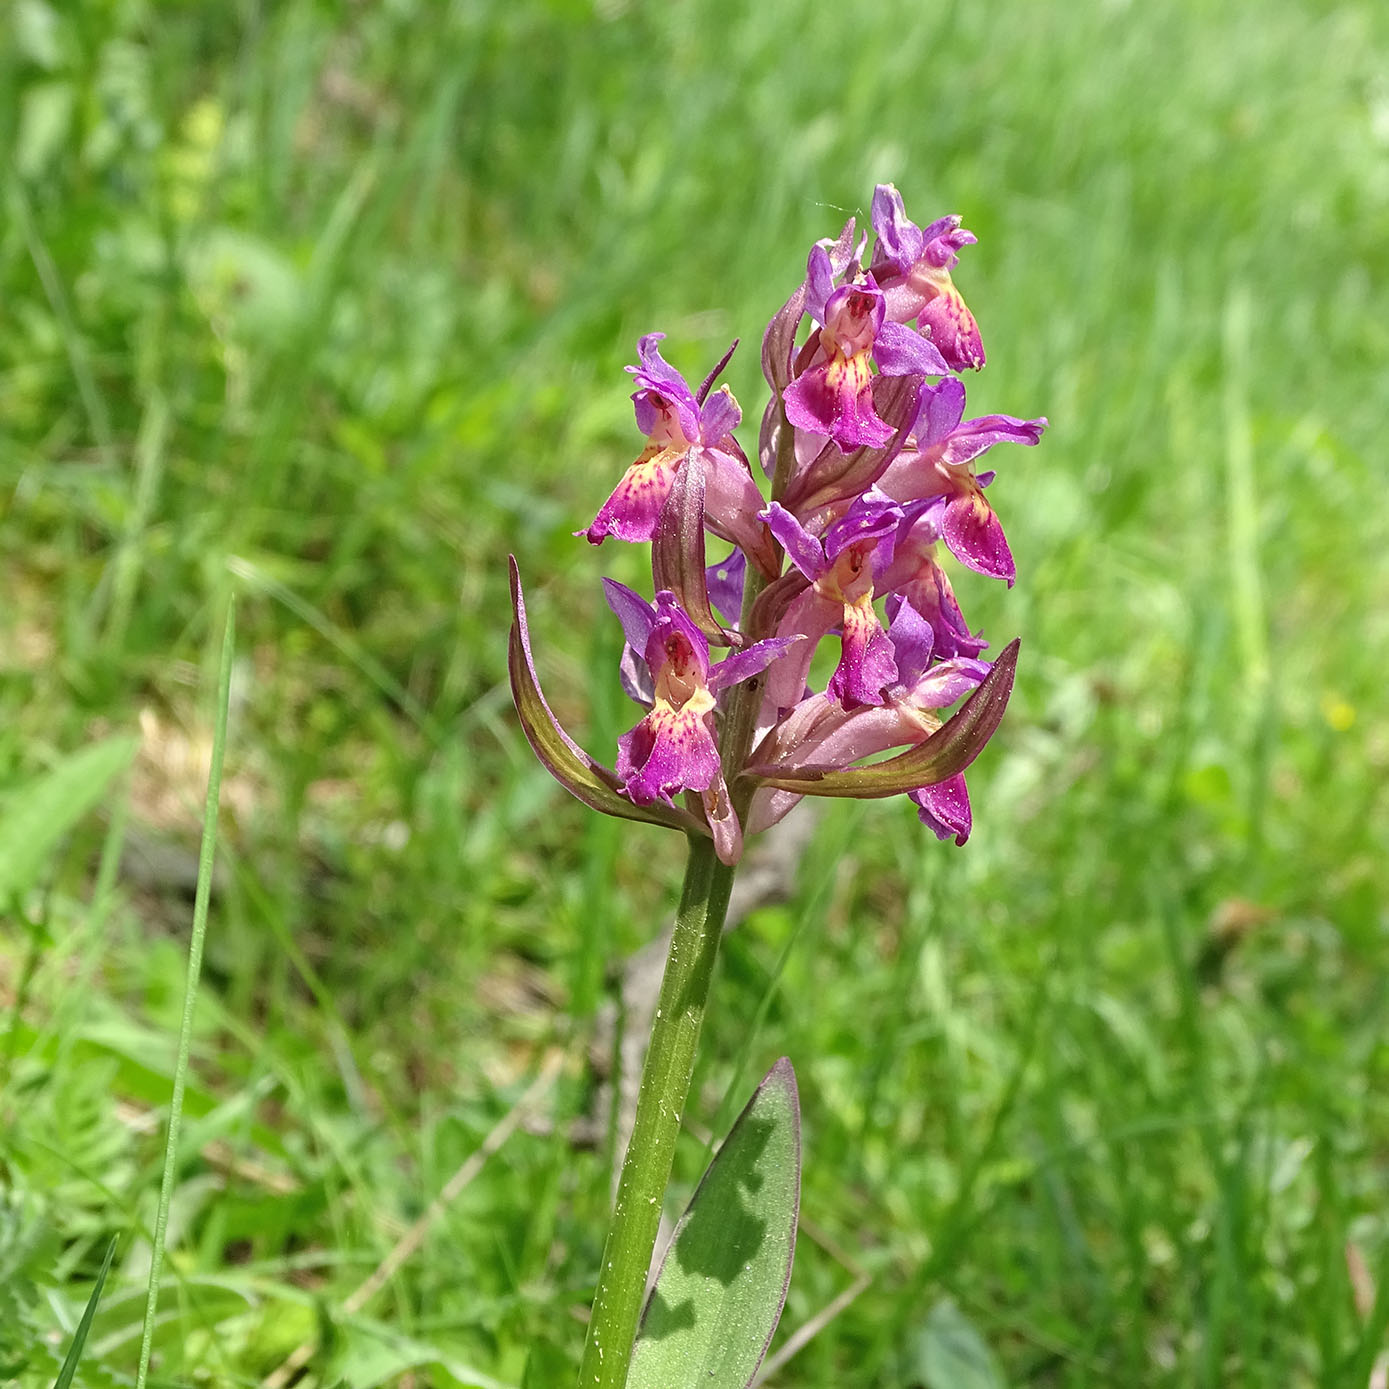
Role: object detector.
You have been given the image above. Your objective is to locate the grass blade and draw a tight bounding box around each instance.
[133,601,236,1389]
[54,1237,118,1389]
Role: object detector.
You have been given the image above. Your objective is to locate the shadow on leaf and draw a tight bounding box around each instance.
[639,1116,773,1341]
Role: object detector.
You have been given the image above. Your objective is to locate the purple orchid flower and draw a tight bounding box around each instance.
[760,490,906,710]
[580,334,772,568]
[745,597,993,840]
[781,246,949,454]
[878,509,989,661]
[876,377,1046,586]
[868,183,986,372]
[603,581,802,861]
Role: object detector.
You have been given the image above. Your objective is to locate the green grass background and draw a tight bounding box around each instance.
[2,0,1388,1383]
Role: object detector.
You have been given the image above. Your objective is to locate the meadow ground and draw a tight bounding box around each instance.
[2,1,1388,1384]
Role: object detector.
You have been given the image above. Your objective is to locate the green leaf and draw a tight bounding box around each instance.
[628,1057,801,1389]
[744,640,1018,798]
[53,1237,117,1389]
[912,1297,1007,1389]
[0,735,137,903]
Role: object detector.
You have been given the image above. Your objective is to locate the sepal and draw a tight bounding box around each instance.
[743,638,1017,796]
[653,455,738,647]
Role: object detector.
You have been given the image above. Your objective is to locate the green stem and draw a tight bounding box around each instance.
[576,398,791,1386]
[577,833,736,1387]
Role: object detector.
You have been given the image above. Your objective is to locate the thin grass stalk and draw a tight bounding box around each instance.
[134,601,235,1388]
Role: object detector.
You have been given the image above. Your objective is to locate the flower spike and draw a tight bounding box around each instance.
[518,185,1043,862]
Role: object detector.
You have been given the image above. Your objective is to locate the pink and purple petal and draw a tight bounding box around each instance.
[884,596,936,683]
[616,703,722,806]
[907,656,992,710]
[804,244,838,324]
[823,282,886,354]
[784,357,895,452]
[921,219,976,269]
[701,444,779,575]
[941,492,1016,585]
[887,573,990,662]
[909,773,972,844]
[579,452,679,544]
[762,502,829,583]
[941,412,1048,466]
[619,642,654,706]
[827,597,898,708]
[698,384,742,442]
[602,578,657,653]
[708,634,806,695]
[870,184,924,272]
[912,376,969,447]
[765,587,839,712]
[822,488,903,558]
[705,547,747,625]
[628,333,701,441]
[919,288,986,372]
[873,319,950,378]
[645,592,712,685]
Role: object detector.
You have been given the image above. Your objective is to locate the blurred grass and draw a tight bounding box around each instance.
[2,0,1388,1384]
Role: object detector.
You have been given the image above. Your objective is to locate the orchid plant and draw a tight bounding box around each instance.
[510,184,1046,1388]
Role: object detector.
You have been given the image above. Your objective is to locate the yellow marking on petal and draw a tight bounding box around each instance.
[611,448,683,512]
[650,683,716,720]
[841,593,879,645]
[628,442,685,478]
[941,283,980,333]
[816,542,877,605]
[824,352,874,400]
[683,687,716,718]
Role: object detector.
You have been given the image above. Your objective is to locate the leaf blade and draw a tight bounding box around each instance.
[0,735,137,903]
[52,1227,117,1388]
[629,1058,801,1389]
